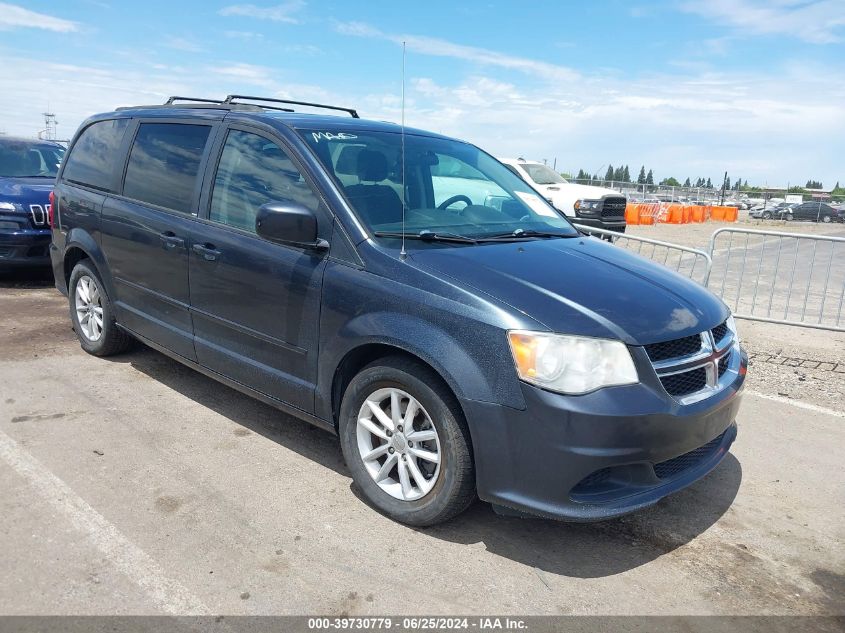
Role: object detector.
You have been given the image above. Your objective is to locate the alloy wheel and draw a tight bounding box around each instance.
[356,387,442,501]
[75,275,104,342]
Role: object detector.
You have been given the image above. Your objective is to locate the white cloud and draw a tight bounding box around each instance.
[0,3,79,32]
[681,0,845,44]
[210,62,277,87]
[219,1,305,24]
[162,36,205,53]
[224,30,264,40]
[334,21,579,82]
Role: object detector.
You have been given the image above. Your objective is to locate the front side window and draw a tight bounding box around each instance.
[62,119,127,190]
[300,129,578,241]
[209,129,318,234]
[0,141,65,179]
[522,163,567,185]
[123,123,211,213]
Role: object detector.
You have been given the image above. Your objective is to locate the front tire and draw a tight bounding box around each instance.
[822,215,832,223]
[68,260,133,356]
[761,211,772,219]
[339,356,475,526]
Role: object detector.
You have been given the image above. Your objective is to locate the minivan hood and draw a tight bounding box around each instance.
[0,177,53,206]
[408,237,727,345]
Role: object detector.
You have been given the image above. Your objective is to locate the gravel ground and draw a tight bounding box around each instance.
[626,221,845,411]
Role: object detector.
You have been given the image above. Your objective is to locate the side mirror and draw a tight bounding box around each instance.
[256,201,329,251]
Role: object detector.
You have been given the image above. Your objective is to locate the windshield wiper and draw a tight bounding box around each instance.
[13,174,53,178]
[374,230,478,244]
[479,229,575,241]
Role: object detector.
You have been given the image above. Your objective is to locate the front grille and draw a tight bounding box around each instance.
[645,334,702,362]
[601,197,627,219]
[718,352,730,377]
[660,367,707,396]
[29,205,48,227]
[654,430,726,479]
[711,321,729,344]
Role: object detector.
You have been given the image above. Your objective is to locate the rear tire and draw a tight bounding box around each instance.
[822,215,832,223]
[339,356,475,526]
[68,260,133,357]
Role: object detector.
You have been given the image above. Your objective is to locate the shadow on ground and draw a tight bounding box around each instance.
[108,342,742,580]
[0,268,54,289]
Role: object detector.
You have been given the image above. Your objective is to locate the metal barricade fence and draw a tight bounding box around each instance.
[573,224,712,285]
[705,228,845,332]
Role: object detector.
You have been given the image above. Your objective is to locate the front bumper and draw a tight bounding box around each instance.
[461,351,746,521]
[0,229,52,267]
[572,215,626,232]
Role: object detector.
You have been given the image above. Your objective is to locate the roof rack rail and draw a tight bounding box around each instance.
[224,94,359,118]
[165,96,225,105]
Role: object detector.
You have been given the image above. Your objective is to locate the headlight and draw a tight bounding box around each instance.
[0,202,19,211]
[508,331,638,394]
[574,199,601,212]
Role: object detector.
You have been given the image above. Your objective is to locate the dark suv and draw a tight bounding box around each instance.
[0,137,65,268]
[51,96,746,526]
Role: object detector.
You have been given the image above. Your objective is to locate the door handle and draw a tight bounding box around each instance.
[159,231,185,250]
[192,243,221,261]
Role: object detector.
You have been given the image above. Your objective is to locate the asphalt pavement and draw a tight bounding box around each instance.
[0,271,843,617]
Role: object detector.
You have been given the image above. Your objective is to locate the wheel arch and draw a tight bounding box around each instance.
[62,229,117,300]
[330,343,467,431]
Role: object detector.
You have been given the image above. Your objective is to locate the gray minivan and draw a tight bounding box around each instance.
[50,96,746,526]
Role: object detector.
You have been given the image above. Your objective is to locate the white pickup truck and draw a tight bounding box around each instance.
[499,158,626,233]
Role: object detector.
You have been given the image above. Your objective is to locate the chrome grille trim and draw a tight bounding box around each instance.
[648,322,738,403]
[29,204,48,226]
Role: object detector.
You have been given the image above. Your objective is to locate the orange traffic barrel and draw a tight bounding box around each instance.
[625,203,640,225]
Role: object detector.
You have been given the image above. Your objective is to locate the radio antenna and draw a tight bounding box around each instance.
[400,40,407,259]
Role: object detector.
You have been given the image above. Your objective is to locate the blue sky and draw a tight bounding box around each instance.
[1,0,843,186]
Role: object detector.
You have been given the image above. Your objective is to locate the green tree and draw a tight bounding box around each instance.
[805,179,823,189]
[637,166,646,184]
[622,165,631,182]
[646,169,654,185]
[683,177,691,187]
[605,165,614,181]
[660,177,681,187]
[706,177,712,188]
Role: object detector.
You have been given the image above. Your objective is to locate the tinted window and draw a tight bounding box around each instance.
[0,141,64,178]
[301,129,577,239]
[123,123,211,212]
[210,130,318,234]
[62,119,128,190]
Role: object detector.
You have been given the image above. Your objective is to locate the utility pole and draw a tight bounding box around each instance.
[720,171,728,206]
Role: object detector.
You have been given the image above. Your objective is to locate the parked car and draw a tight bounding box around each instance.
[789,201,842,223]
[751,202,797,220]
[0,137,65,269]
[51,96,746,526]
[499,158,626,234]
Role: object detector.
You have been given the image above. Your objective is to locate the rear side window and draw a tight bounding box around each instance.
[123,123,211,213]
[62,119,128,190]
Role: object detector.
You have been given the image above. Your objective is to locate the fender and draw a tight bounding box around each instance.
[62,228,118,302]
[315,311,527,422]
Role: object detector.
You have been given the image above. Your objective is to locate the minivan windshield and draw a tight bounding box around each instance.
[300,129,578,241]
[0,140,65,178]
[522,163,567,185]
